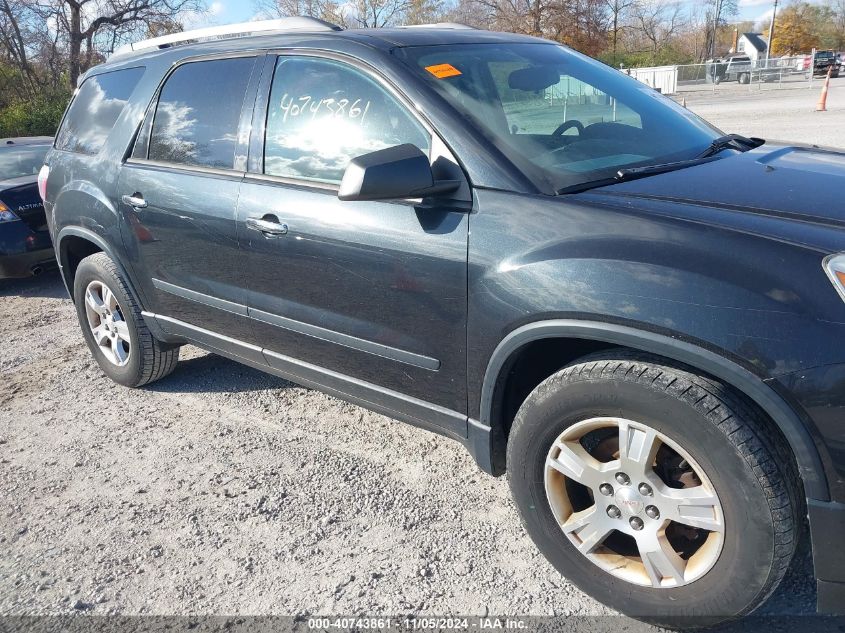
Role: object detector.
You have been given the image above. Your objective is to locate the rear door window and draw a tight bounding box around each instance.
[147,57,256,170]
[55,67,145,155]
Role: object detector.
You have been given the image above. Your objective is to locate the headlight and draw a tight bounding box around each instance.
[823,254,845,303]
[0,201,21,222]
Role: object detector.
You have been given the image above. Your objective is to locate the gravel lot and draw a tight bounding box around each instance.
[681,77,845,148]
[0,85,836,627]
[1,272,618,620]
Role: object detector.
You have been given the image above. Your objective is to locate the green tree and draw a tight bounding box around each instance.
[0,92,71,137]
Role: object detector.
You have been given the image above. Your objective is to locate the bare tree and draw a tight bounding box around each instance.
[833,0,845,49]
[403,0,445,24]
[548,0,609,56]
[254,0,347,25]
[470,0,605,40]
[0,0,40,98]
[631,0,683,56]
[348,0,412,27]
[255,0,436,27]
[605,0,634,64]
[701,0,736,59]
[32,0,204,89]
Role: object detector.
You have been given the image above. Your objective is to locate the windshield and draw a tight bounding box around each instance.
[397,43,722,193]
[0,144,49,181]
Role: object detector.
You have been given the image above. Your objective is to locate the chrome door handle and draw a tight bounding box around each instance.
[246,216,288,237]
[122,194,147,209]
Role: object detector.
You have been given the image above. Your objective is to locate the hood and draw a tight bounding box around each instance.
[586,143,845,228]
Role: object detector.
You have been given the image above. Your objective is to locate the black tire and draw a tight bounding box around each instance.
[507,351,801,627]
[739,72,750,84]
[73,252,179,387]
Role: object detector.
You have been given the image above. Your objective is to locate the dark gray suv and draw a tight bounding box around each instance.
[41,17,845,625]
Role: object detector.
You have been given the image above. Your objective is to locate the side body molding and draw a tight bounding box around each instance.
[477,319,829,501]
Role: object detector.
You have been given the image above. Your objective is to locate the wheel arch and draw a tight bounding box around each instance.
[56,227,143,308]
[476,319,829,501]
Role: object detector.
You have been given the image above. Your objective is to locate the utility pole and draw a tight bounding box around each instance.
[766,0,778,62]
[709,0,723,59]
[710,2,719,58]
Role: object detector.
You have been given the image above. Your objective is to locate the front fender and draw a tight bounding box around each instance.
[476,318,829,501]
[467,189,845,502]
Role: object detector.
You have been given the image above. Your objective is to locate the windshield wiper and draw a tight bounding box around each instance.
[616,134,765,178]
[615,156,720,180]
[556,157,715,194]
[556,135,766,194]
[697,133,764,158]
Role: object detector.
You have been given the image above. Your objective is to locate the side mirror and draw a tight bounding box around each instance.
[338,144,459,202]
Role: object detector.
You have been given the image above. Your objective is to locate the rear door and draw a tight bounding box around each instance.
[235,53,470,433]
[118,55,261,344]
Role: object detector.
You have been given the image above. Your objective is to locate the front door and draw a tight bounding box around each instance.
[119,55,260,343]
[236,54,469,433]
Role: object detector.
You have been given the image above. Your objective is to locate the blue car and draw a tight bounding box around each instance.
[0,136,55,278]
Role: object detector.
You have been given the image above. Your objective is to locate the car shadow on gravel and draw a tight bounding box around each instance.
[704,531,818,633]
[146,350,299,394]
[747,526,817,616]
[0,270,66,299]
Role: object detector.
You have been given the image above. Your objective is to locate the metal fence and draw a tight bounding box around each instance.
[625,56,828,96]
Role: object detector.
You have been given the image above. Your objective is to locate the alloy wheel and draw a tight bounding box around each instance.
[544,417,724,588]
[84,280,132,367]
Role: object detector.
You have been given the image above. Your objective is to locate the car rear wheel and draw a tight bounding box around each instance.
[507,351,801,627]
[74,252,179,387]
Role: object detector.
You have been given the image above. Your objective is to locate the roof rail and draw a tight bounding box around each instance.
[402,23,476,29]
[110,17,342,59]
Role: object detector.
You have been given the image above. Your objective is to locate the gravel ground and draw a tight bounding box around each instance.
[680,77,845,148]
[0,84,836,626]
[0,271,822,628]
[1,272,615,619]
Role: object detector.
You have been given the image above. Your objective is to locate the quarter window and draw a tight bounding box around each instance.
[148,57,255,169]
[55,67,144,155]
[264,57,430,184]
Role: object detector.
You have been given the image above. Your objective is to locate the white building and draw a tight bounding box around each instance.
[738,33,768,62]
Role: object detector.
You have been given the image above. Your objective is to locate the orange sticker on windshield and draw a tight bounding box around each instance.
[425,63,462,79]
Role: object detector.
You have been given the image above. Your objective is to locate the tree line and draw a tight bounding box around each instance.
[2,0,844,138]
[1,0,202,137]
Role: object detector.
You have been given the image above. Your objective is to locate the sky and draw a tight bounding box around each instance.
[186,0,257,28]
[187,0,816,34]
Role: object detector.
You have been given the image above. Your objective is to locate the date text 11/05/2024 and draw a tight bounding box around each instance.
[307,618,529,630]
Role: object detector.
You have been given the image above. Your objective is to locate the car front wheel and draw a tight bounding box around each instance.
[507,351,800,626]
[73,252,179,387]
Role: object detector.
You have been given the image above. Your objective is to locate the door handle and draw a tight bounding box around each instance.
[122,193,147,209]
[246,215,288,237]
